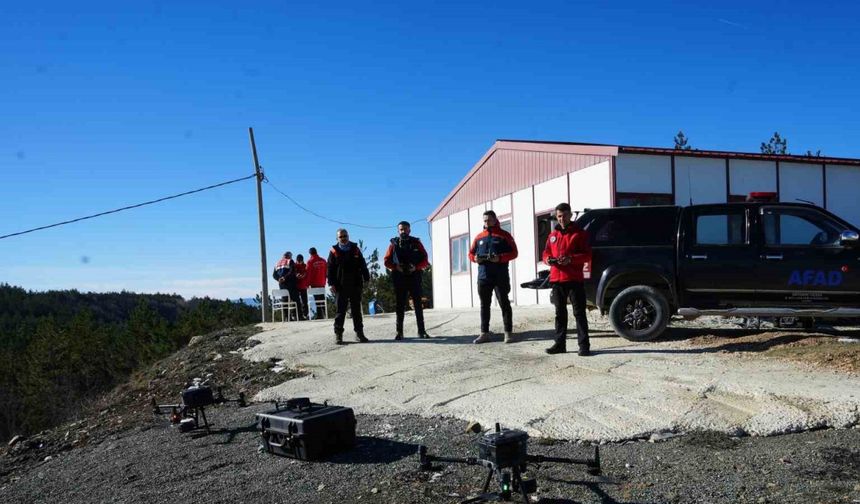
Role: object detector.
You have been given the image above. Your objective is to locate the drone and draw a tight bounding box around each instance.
[151,380,247,434]
[418,423,601,503]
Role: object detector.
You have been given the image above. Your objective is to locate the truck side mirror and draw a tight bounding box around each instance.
[840,230,859,247]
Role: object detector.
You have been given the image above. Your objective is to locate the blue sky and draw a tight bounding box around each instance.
[2,1,859,299]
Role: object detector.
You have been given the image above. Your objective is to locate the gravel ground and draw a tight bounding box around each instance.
[248,308,860,441]
[4,316,859,504]
[3,403,860,504]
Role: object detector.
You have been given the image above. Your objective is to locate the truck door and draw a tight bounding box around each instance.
[753,205,860,307]
[678,205,759,309]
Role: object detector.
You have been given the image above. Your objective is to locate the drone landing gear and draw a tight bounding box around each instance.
[418,423,601,503]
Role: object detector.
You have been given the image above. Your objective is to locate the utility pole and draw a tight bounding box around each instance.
[249,127,269,322]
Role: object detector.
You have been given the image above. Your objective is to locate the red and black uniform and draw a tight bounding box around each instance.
[542,223,592,351]
[306,252,328,319]
[384,235,430,336]
[272,256,300,320]
[327,242,370,336]
[469,226,518,333]
[294,261,309,320]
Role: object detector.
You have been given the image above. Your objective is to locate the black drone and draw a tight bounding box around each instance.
[151,381,247,434]
[418,423,601,503]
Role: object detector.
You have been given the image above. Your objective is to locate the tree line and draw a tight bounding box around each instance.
[674,130,822,157]
[0,284,259,442]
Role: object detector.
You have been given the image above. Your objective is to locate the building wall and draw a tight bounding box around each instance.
[674,156,727,205]
[570,161,612,212]
[468,204,486,308]
[491,194,512,216]
[826,164,860,226]
[430,217,451,309]
[729,159,776,196]
[533,174,568,215]
[449,210,471,308]
[512,187,538,306]
[616,154,672,194]
[780,162,823,206]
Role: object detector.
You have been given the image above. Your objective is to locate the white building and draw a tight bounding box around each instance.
[428,140,860,309]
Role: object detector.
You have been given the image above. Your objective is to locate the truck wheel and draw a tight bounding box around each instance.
[608,286,670,341]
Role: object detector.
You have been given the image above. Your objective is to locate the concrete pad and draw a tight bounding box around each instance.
[247,306,860,442]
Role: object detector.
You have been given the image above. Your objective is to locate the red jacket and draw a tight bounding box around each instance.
[295,262,309,290]
[306,254,327,288]
[542,224,591,283]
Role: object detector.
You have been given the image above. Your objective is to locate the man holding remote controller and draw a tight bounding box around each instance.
[469,210,519,344]
[542,202,592,356]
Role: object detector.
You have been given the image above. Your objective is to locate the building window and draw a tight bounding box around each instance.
[616,193,674,207]
[536,212,554,259]
[450,234,470,274]
[500,219,512,234]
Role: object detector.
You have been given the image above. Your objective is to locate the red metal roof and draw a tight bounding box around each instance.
[428,141,614,221]
[428,139,860,222]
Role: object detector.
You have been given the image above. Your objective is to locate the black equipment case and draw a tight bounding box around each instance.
[256,398,356,460]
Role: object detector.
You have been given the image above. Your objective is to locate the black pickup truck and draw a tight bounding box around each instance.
[527,198,860,341]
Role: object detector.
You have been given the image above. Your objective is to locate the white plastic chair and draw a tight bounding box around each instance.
[307,287,329,319]
[271,289,298,322]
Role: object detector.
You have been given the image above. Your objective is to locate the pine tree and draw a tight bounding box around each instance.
[761,132,788,154]
[674,130,692,150]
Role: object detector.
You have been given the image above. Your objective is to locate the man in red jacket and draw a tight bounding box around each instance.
[306,247,328,319]
[542,202,592,356]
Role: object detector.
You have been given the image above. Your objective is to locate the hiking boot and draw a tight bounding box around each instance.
[473,332,492,344]
[577,348,591,357]
[394,331,404,341]
[418,331,431,339]
[355,331,369,343]
[504,331,515,344]
[545,341,566,354]
[335,331,344,345]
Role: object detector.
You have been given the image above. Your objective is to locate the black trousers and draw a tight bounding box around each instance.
[334,289,363,334]
[477,279,513,333]
[551,281,589,349]
[297,289,309,319]
[394,273,425,334]
[287,286,302,320]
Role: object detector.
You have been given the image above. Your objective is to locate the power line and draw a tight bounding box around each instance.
[0,173,257,241]
[263,175,427,230]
